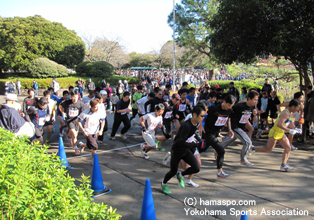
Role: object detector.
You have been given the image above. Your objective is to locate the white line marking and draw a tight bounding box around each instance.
[67,142,144,159]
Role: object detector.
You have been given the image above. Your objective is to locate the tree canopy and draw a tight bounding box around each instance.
[211,0,314,86]
[0,15,85,72]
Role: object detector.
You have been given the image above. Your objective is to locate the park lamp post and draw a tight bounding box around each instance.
[172,0,176,91]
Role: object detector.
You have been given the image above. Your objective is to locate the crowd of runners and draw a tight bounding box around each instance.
[1,77,313,195]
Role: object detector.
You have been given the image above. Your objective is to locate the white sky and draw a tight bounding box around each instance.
[1,0,178,53]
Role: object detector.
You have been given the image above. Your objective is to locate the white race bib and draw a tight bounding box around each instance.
[239,113,251,124]
[38,117,45,126]
[121,108,128,115]
[179,104,186,112]
[164,111,172,119]
[215,116,228,126]
[69,109,79,117]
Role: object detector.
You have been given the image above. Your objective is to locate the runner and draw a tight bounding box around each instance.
[253,99,301,171]
[140,103,166,159]
[26,97,49,144]
[173,88,191,134]
[43,90,57,144]
[203,95,237,178]
[22,88,38,114]
[57,90,69,131]
[110,91,131,140]
[222,91,259,166]
[144,88,165,113]
[133,92,155,126]
[130,85,143,122]
[97,91,110,143]
[77,99,106,157]
[161,106,205,195]
[59,90,84,155]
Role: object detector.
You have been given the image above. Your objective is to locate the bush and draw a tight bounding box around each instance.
[0,75,140,90]
[76,61,114,78]
[0,128,121,219]
[207,80,262,90]
[27,58,69,78]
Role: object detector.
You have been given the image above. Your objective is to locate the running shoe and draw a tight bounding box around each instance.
[280,164,294,172]
[248,145,256,156]
[156,140,165,151]
[290,145,298,151]
[176,172,185,188]
[241,161,254,167]
[255,128,263,139]
[185,180,199,188]
[74,146,80,156]
[218,133,224,138]
[121,134,127,140]
[217,171,230,178]
[161,182,171,195]
[78,141,85,153]
[162,152,171,165]
[110,136,116,140]
[140,144,150,159]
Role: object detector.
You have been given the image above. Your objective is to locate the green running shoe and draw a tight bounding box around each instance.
[176,172,185,188]
[156,141,165,151]
[161,182,171,195]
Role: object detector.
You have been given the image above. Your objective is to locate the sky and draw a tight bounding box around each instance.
[0,0,177,53]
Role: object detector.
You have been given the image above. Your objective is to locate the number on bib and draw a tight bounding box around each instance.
[178,104,186,112]
[38,117,45,126]
[164,111,172,119]
[215,117,228,126]
[239,114,251,124]
[69,109,79,117]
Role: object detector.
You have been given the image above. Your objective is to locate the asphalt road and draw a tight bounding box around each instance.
[2,95,314,220]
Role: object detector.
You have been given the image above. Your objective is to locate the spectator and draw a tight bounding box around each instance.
[50,78,60,96]
[87,78,95,92]
[227,82,240,101]
[262,78,273,96]
[16,80,21,95]
[124,80,129,91]
[106,83,113,97]
[8,81,15,94]
[32,80,39,96]
[101,78,107,88]
[239,87,248,102]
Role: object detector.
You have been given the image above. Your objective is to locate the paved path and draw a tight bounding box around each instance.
[1,95,314,220]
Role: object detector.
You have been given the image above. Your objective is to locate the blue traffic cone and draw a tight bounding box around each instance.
[91,153,111,197]
[58,136,73,170]
[240,211,248,220]
[140,179,156,220]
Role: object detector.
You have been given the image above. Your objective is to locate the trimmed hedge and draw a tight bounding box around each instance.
[76,61,114,78]
[0,75,139,89]
[27,58,69,78]
[207,80,262,90]
[0,128,121,219]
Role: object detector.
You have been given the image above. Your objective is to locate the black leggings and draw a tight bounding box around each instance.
[130,108,138,121]
[98,118,108,141]
[204,134,225,169]
[163,149,200,184]
[111,114,131,137]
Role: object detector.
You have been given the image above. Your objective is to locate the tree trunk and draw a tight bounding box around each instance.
[208,69,214,80]
[302,63,312,87]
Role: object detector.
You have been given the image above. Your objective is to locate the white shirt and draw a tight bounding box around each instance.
[137,96,149,115]
[82,96,95,105]
[184,113,192,121]
[78,108,105,135]
[143,112,163,131]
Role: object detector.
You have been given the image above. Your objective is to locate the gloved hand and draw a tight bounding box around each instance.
[141,126,146,132]
[289,129,298,135]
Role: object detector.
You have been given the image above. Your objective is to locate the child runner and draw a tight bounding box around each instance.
[140,104,166,159]
[77,99,106,157]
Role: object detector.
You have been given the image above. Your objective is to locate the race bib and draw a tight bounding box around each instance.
[186,134,196,143]
[179,104,186,112]
[284,119,291,127]
[149,122,159,130]
[239,113,251,124]
[38,117,45,126]
[164,111,172,119]
[215,116,228,126]
[89,121,98,128]
[121,108,128,115]
[69,109,79,117]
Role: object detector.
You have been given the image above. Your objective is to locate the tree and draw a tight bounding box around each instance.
[27,58,69,78]
[211,0,314,87]
[0,15,85,72]
[83,36,129,68]
[168,0,218,58]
